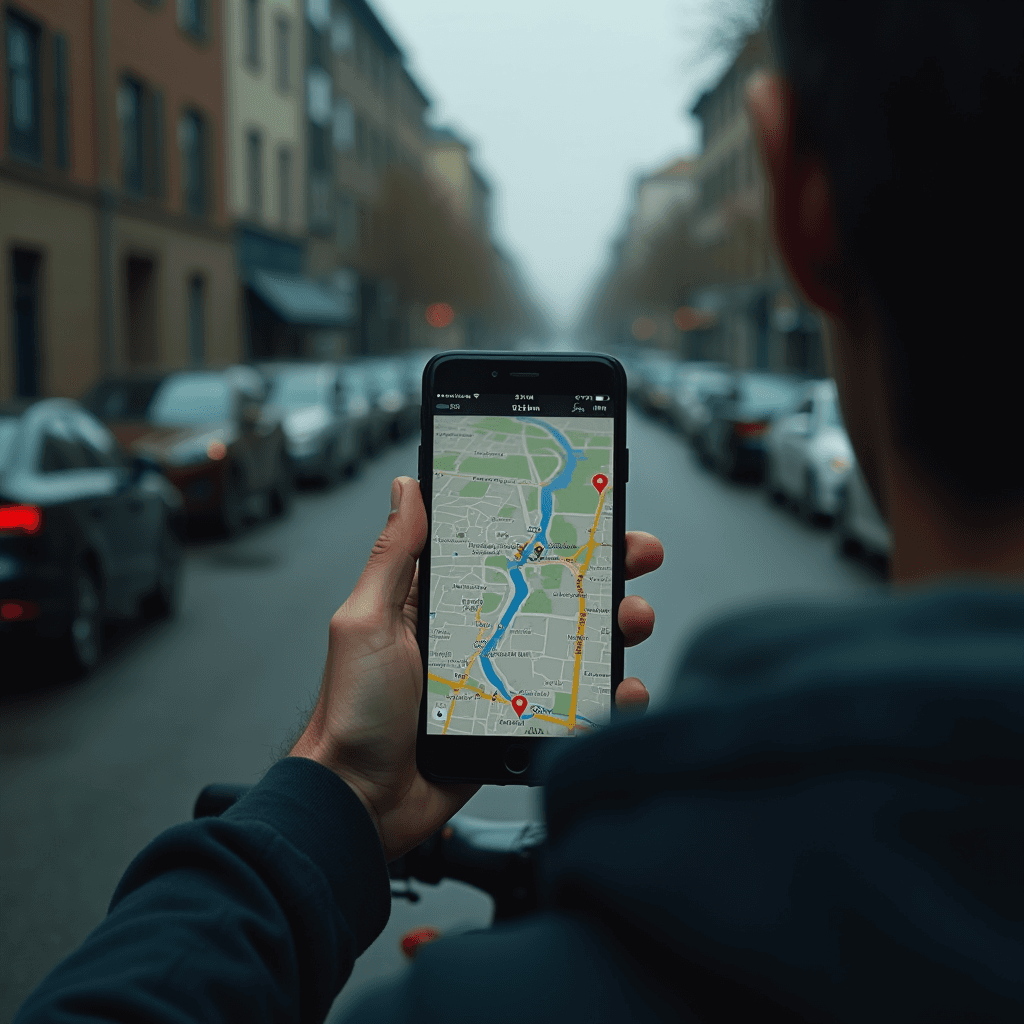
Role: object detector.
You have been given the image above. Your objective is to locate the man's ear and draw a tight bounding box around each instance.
[746,72,845,320]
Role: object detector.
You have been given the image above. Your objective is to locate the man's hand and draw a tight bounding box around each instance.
[289,476,664,862]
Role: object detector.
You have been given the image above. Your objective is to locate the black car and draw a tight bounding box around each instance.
[694,371,807,480]
[0,398,184,679]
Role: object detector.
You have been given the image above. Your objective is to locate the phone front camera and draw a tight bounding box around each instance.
[491,371,498,378]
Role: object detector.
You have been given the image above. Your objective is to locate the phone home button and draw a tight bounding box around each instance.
[504,744,529,775]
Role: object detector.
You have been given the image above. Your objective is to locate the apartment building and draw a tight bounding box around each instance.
[425,126,492,238]
[688,28,825,374]
[302,0,431,356]
[1,0,240,401]
[223,0,353,360]
[1,0,99,398]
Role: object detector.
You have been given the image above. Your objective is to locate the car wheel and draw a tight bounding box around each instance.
[319,443,339,487]
[801,472,826,526]
[721,440,740,480]
[835,488,860,557]
[765,458,785,505]
[59,562,103,678]
[141,521,183,620]
[218,466,246,538]
[269,456,293,518]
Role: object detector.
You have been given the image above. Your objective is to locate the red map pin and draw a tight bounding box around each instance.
[511,695,528,718]
[592,474,608,494]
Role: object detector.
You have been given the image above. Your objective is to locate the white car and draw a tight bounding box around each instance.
[764,379,853,522]
[836,463,892,562]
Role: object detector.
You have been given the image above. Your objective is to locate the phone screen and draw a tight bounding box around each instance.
[426,400,614,739]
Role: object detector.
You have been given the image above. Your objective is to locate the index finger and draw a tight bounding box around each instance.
[624,531,664,581]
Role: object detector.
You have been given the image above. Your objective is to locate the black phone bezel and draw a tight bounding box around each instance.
[416,351,627,786]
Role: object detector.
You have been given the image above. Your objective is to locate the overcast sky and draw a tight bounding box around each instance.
[370,0,746,332]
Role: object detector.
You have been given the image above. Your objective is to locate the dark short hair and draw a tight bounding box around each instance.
[768,1,1023,503]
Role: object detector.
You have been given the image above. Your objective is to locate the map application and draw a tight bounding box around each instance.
[427,414,614,737]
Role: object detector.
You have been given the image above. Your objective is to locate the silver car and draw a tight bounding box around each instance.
[668,362,732,436]
[261,363,361,485]
[836,463,892,563]
[764,379,854,522]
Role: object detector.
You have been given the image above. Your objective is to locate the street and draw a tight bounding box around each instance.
[0,408,884,1023]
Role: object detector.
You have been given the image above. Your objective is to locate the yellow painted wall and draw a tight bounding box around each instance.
[0,180,100,400]
[223,0,305,232]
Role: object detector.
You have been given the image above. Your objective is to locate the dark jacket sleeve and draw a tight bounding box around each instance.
[13,757,392,1024]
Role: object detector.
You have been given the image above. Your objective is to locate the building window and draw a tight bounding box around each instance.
[332,97,354,152]
[278,146,292,226]
[355,114,366,164]
[336,194,356,250]
[244,0,260,70]
[187,274,206,367]
[331,10,353,54]
[118,78,145,194]
[247,130,263,217]
[177,0,208,42]
[179,110,206,216]
[125,255,158,367]
[6,12,41,163]
[53,34,70,170]
[275,16,290,91]
[11,249,42,397]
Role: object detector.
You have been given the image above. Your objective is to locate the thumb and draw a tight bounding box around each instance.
[347,476,427,622]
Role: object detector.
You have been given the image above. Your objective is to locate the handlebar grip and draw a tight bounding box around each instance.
[194,784,252,819]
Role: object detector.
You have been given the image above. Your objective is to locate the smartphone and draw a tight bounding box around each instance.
[416,352,627,785]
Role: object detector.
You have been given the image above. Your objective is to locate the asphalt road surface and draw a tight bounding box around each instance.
[0,408,884,1023]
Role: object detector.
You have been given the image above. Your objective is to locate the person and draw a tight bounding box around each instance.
[14,0,1023,1021]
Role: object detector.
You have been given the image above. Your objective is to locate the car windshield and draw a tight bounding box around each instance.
[267,373,328,409]
[82,379,163,421]
[737,377,801,410]
[148,375,233,425]
[0,417,20,473]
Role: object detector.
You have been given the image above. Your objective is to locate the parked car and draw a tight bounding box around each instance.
[632,354,679,417]
[694,370,806,480]
[668,362,733,436]
[338,363,385,456]
[0,398,184,678]
[835,463,892,565]
[362,357,414,439]
[763,379,854,523]
[259,362,361,485]
[82,369,291,537]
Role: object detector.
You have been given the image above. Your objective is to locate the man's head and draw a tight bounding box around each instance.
[746,0,1023,581]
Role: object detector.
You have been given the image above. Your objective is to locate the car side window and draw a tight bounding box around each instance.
[68,410,123,469]
[797,398,814,415]
[38,415,93,473]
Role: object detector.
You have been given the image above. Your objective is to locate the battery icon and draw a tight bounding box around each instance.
[595,395,609,401]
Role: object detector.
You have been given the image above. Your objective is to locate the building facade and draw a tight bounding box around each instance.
[687,28,825,375]
[1,0,100,399]
[223,0,353,362]
[302,0,431,357]
[1,0,241,402]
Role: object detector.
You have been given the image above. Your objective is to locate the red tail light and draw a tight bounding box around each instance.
[1,600,40,621]
[0,505,43,534]
[733,421,768,438]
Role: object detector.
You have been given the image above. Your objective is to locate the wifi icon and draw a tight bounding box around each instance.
[473,393,480,399]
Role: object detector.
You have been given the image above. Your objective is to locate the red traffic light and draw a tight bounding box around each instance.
[425,302,455,328]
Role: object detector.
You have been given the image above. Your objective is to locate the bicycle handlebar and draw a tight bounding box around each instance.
[193,784,546,920]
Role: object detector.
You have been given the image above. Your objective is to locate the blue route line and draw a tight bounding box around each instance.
[474,418,597,729]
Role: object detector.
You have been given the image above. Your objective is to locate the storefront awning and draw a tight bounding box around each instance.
[248,269,355,328]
